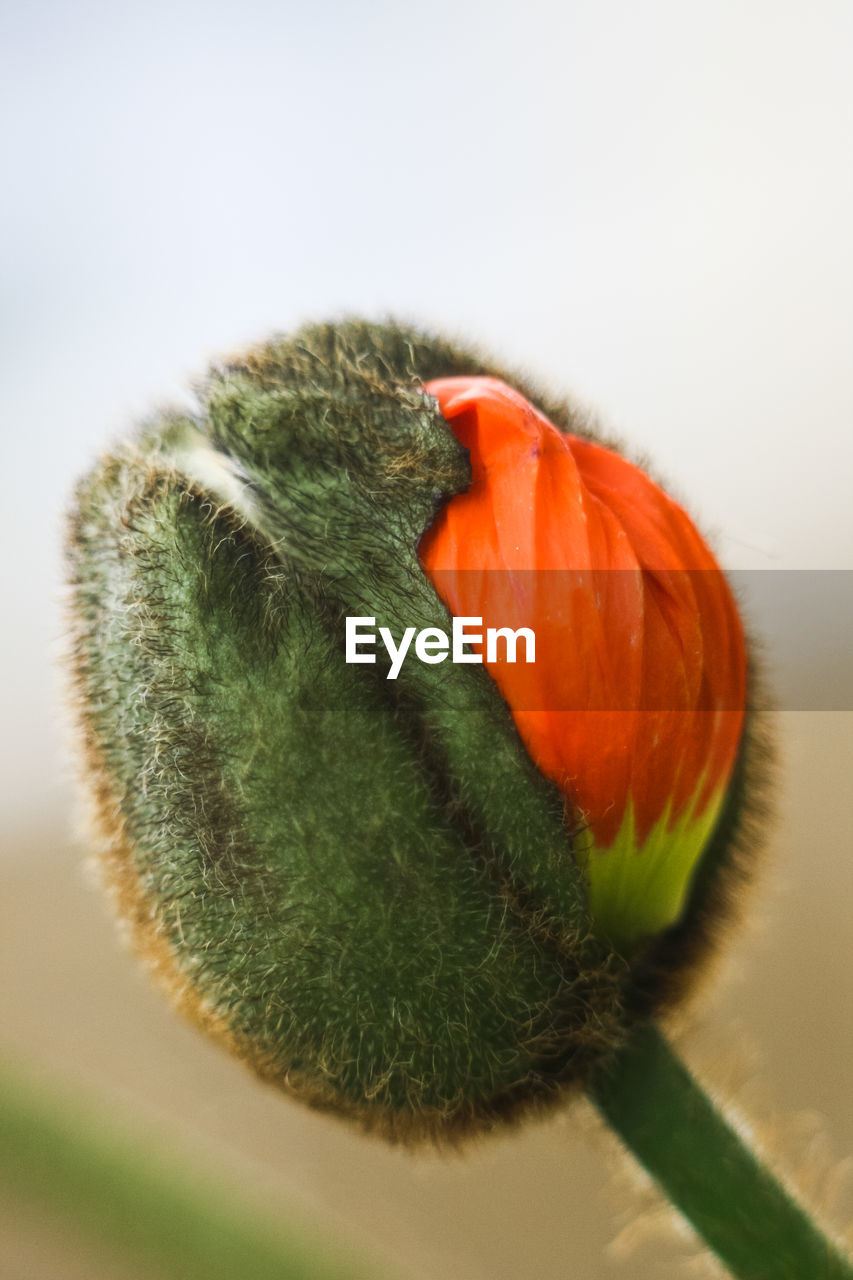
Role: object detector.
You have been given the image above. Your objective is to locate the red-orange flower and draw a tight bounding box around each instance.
[420,376,747,948]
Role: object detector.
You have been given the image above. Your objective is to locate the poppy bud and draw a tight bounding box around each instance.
[66,320,760,1142]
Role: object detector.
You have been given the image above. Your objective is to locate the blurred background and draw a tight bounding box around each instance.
[1,1,852,1276]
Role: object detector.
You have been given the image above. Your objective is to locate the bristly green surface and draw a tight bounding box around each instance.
[0,1064,392,1280]
[66,321,626,1141]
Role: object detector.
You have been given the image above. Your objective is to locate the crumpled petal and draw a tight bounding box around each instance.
[420,376,747,947]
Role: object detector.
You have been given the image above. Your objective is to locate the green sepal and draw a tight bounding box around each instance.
[68,432,622,1138]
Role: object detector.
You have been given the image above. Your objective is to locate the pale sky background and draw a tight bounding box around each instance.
[2,6,853,1280]
[2,0,852,833]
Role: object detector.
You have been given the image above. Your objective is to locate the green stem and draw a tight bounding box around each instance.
[589,1022,853,1280]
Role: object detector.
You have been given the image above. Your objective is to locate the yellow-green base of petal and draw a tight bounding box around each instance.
[576,786,727,955]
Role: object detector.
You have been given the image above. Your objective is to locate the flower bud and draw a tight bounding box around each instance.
[66,321,760,1142]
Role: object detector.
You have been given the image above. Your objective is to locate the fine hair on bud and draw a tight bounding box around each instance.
[65,319,769,1144]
